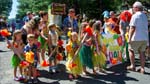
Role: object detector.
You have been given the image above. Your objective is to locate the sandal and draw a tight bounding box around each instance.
[127,66,135,71]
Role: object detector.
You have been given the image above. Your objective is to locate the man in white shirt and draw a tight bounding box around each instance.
[127,1,148,74]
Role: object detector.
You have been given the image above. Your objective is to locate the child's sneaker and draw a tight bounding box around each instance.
[14,77,20,81]
[28,79,32,84]
[18,75,25,81]
[33,78,38,83]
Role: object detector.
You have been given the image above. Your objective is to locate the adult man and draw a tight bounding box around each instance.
[23,11,33,25]
[63,8,78,35]
[127,1,148,74]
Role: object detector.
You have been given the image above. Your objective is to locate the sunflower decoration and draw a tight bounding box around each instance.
[25,51,34,63]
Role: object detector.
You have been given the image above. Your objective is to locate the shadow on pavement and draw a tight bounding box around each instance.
[38,80,60,84]
[36,63,139,84]
[0,50,9,52]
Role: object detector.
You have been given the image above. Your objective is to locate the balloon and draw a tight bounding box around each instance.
[25,51,34,63]
[41,60,50,67]
[0,29,11,37]
[56,53,63,61]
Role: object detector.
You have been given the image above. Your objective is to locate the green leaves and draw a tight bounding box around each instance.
[0,0,12,17]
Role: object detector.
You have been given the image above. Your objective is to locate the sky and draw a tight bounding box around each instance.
[8,0,18,19]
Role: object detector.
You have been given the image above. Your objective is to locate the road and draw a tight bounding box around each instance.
[0,40,150,84]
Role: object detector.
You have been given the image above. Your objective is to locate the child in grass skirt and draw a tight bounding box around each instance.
[66,32,82,79]
[92,21,106,72]
[8,30,25,81]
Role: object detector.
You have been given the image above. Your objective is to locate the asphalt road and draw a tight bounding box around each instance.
[0,40,150,84]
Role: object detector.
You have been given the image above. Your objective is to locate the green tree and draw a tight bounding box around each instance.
[0,0,12,17]
[17,0,150,19]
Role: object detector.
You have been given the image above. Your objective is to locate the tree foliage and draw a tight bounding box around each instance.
[0,0,12,17]
[17,0,150,19]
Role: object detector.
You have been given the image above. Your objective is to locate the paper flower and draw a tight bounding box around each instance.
[67,31,72,37]
[120,11,132,22]
[84,27,93,36]
[20,61,29,68]
[69,62,77,69]
[102,45,107,54]
[117,36,123,46]
[13,43,18,48]
[111,58,118,65]
[66,45,72,52]
[0,29,11,37]
[57,40,63,46]
[7,44,11,48]
[25,51,34,63]
[41,60,50,67]
[56,53,63,61]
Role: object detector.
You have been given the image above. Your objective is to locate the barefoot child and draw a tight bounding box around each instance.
[92,21,106,72]
[66,32,82,79]
[7,30,25,81]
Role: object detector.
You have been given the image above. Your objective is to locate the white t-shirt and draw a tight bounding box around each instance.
[49,30,58,46]
[129,11,148,41]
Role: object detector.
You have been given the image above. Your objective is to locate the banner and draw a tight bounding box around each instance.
[101,33,126,68]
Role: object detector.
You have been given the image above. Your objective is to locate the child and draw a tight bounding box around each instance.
[24,34,39,83]
[92,21,106,72]
[33,28,41,77]
[8,30,24,81]
[66,32,82,79]
[38,11,50,61]
[79,20,96,75]
[48,23,59,74]
[38,22,51,61]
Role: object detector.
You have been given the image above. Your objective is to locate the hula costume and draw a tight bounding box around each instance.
[92,50,106,68]
[38,28,49,49]
[11,54,21,68]
[92,32,106,67]
[79,26,94,69]
[66,41,82,75]
[79,44,93,69]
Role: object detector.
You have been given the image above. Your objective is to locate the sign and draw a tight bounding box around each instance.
[51,3,66,15]
[101,33,126,68]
